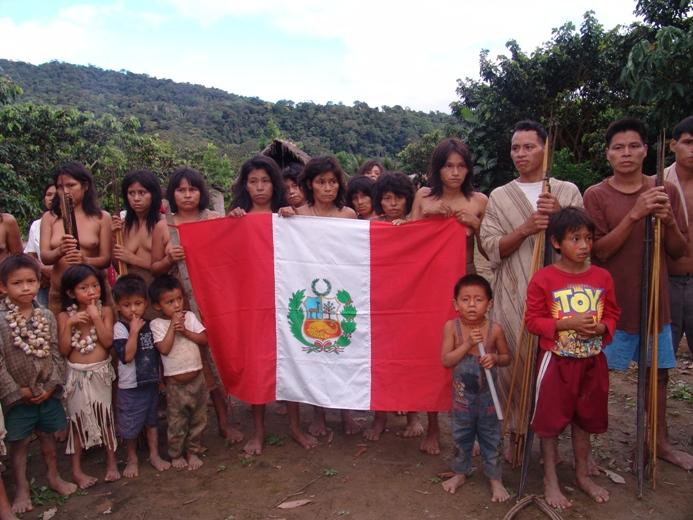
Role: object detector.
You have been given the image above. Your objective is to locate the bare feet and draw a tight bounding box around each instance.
[658,443,693,471]
[364,413,387,441]
[290,427,318,450]
[586,451,600,476]
[419,431,440,455]
[11,488,32,514]
[576,474,609,503]
[543,477,572,509]
[149,454,171,472]
[123,459,139,478]
[309,416,329,437]
[0,507,19,520]
[171,457,188,469]
[47,475,77,496]
[397,414,424,438]
[441,473,466,494]
[243,434,264,456]
[219,423,244,444]
[186,453,204,470]
[72,470,98,490]
[342,410,361,435]
[490,479,510,503]
[104,467,121,482]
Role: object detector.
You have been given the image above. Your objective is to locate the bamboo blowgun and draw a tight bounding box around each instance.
[111,170,128,276]
[477,341,503,421]
[59,192,80,248]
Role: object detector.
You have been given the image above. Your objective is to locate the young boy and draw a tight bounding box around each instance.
[525,207,620,509]
[112,274,171,477]
[149,275,208,470]
[441,274,511,503]
[0,254,77,515]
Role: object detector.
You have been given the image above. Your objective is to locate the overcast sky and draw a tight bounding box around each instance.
[0,0,640,113]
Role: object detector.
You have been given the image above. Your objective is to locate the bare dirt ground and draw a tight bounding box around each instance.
[6,340,693,520]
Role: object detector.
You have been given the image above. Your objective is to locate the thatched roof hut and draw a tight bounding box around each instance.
[260,138,311,169]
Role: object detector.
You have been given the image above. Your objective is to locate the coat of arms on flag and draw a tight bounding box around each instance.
[288,278,357,353]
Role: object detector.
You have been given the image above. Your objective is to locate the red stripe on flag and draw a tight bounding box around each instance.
[370,217,465,411]
[179,214,276,404]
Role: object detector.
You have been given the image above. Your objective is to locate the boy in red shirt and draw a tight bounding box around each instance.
[525,207,620,510]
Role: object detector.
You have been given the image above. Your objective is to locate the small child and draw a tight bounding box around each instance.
[525,207,620,509]
[0,254,76,515]
[373,171,415,224]
[57,264,119,488]
[441,274,511,503]
[112,274,170,477]
[149,275,208,470]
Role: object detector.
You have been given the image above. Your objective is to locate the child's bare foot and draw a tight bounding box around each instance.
[309,416,329,437]
[123,459,139,478]
[186,453,203,471]
[243,434,264,455]
[290,427,318,450]
[47,475,77,496]
[441,473,466,494]
[576,474,609,503]
[72,470,98,490]
[11,488,32,514]
[0,507,19,520]
[171,457,188,469]
[543,477,572,509]
[419,431,440,455]
[104,467,121,482]
[398,414,424,438]
[364,413,387,441]
[658,442,693,470]
[586,451,600,476]
[219,423,244,444]
[342,410,361,435]
[149,455,171,472]
[490,480,510,502]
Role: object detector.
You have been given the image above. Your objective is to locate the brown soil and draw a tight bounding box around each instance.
[7,343,693,520]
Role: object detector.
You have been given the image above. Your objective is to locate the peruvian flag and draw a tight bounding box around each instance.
[178,214,466,411]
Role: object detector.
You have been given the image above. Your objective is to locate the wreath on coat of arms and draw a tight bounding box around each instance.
[287,278,357,354]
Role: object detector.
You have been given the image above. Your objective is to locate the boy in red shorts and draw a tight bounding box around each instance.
[525,207,620,510]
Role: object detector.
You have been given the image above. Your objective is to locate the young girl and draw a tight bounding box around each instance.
[40,162,113,315]
[279,156,360,437]
[346,175,376,220]
[373,172,415,224]
[57,264,118,488]
[441,274,510,503]
[151,167,241,443]
[229,156,316,455]
[411,138,487,274]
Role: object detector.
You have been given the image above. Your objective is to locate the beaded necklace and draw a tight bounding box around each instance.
[67,302,102,354]
[4,297,51,358]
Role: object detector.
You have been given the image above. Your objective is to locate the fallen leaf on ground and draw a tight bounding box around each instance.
[277,499,313,509]
[354,446,367,458]
[42,508,58,520]
[414,490,431,495]
[599,466,626,484]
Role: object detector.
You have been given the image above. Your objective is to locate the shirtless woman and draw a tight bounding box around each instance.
[279,156,361,437]
[151,167,242,443]
[112,170,162,316]
[409,138,488,455]
[39,162,112,316]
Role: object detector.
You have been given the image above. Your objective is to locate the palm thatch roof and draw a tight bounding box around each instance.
[260,138,311,168]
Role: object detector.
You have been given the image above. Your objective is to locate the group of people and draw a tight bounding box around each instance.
[0,113,690,518]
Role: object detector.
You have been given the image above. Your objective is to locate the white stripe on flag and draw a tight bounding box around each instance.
[273,215,372,409]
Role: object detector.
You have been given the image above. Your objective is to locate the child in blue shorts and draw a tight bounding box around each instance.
[0,254,76,514]
[112,274,170,477]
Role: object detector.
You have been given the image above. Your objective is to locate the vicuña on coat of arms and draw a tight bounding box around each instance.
[288,278,357,353]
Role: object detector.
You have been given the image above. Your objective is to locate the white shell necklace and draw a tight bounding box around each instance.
[67,302,101,354]
[4,297,52,358]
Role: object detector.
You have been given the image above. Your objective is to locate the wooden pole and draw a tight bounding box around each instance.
[111,170,128,276]
[164,209,199,317]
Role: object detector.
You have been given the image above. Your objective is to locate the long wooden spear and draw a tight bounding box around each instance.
[164,208,200,317]
[515,126,556,499]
